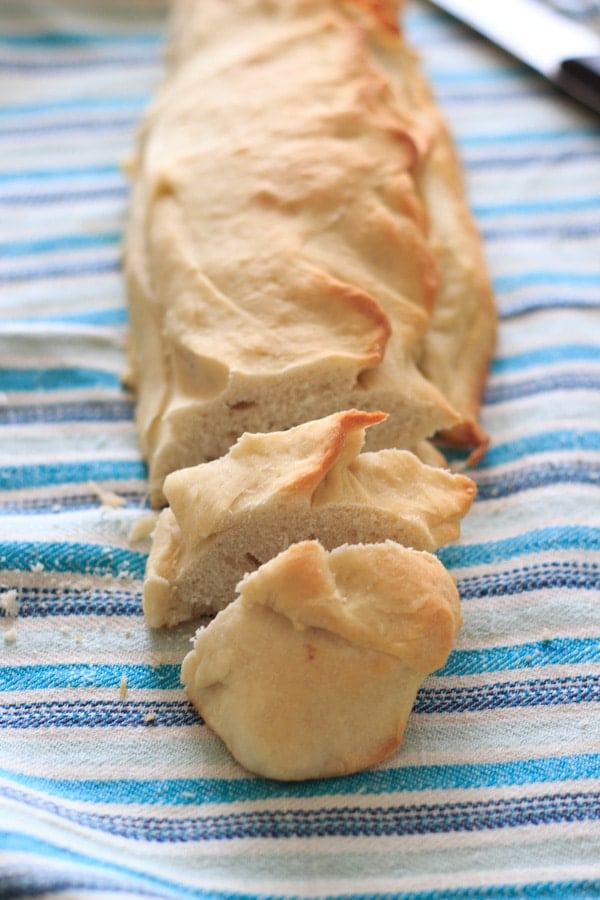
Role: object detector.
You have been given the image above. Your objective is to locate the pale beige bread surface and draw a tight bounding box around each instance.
[143,409,475,628]
[181,539,462,780]
[124,0,495,506]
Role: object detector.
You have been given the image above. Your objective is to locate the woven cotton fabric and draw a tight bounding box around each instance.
[1,1,600,897]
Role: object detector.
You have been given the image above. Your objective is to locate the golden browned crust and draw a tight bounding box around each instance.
[357,8,497,458]
[124,0,497,506]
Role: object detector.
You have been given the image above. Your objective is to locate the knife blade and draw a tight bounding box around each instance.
[426,0,600,116]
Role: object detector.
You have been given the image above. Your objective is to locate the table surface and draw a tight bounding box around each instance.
[1,2,599,898]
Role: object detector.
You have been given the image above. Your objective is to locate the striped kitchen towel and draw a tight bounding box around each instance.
[1,1,599,898]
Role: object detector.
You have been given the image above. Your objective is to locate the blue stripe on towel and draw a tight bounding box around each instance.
[0,397,134,425]
[0,231,120,256]
[0,541,147,578]
[414,674,599,713]
[458,560,599,599]
[0,162,119,183]
[0,700,197,730]
[0,459,144,490]
[2,585,143,617]
[2,753,599,805]
[1,783,599,841]
[0,366,121,391]
[0,663,180,693]
[438,526,600,568]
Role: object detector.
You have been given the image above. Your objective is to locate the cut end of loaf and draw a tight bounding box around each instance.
[181,538,461,781]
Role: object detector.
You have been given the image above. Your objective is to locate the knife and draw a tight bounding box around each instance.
[426,0,600,116]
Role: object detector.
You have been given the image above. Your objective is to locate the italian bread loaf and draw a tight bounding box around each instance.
[143,409,475,628]
[182,539,462,781]
[125,0,495,506]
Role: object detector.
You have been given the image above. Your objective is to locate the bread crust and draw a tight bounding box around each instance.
[362,22,497,459]
[181,539,462,780]
[124,0,494,506]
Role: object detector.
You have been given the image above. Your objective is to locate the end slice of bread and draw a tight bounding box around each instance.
[181,538,462,781]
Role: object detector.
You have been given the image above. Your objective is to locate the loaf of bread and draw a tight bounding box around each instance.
[143,409,475,628]
[181,539,462,780]
[124,0,495,506]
